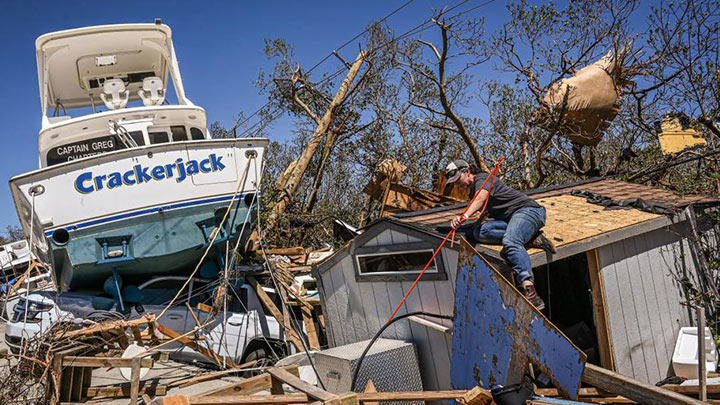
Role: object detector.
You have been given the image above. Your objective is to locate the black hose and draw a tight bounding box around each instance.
[349,311,453,392]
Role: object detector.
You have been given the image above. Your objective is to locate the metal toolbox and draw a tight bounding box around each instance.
[314,338,423,404]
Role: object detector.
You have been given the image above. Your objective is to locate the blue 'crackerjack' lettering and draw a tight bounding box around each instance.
[74,154,226,194]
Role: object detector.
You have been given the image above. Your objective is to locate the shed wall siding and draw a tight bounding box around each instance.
[598,224,696,384]
[319,227,456,390]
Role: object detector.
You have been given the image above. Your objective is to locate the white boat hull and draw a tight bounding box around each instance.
[10,138,267,290]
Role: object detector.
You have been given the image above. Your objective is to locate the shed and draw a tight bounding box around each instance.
[313,178,718,389]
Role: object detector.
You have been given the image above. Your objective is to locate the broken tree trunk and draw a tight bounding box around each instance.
[262,50,366,236]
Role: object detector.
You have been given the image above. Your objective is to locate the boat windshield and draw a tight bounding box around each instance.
[45,125,206,166]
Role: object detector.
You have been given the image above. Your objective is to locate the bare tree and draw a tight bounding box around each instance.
[396,14,491,172]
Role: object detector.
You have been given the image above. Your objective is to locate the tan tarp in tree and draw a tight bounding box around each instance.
[542,51,626,146]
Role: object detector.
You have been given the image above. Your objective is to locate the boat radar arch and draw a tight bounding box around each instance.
[36,23,192,127]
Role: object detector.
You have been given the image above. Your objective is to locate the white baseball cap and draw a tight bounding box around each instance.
[445,159,469,183]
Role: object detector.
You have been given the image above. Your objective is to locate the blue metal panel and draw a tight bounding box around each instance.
[451,241,585,399]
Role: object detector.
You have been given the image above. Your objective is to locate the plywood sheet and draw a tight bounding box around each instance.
[447,195,662,255]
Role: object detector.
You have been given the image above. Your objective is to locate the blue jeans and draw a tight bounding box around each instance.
[472,206,546,284]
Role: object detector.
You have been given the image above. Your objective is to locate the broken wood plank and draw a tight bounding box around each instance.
[661,383,720,394]
[62,314,155,339]
[131,325,144,346]
[268,367,336,401]
[85,383,166,398]
[63,356,153,368]
[116,327,130,348]
[582,363,705,404]
[460,386,493,405]
[156,323,238,368]
[535,387,620,397]
[168,360,258,388]
[302,307,321,350]
[154,394,309,404]
[142,393,153,405]
[197,302,212,313]
[247,277,304,350]
[356,390,470,402]
[325,393,358,405]
[130,358,141,405]
[198,366,300,397]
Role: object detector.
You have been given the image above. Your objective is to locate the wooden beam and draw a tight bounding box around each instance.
[154,394,309,404]
[63,356,153,368]
[61,314,155,339]
[247,277,304,350]
[130,358,141,405]
[85,383,166,398]
[586,249,615,370]
[268,367,336,401]
[168,360,258,388]
[582,363,705,404]
[536,387,620,397]
[131,325,144,345]
[325,393,358,405]
[301,308,321,350]
[198,366,299,397]
[661,383,720,395]
[356,390,470,402]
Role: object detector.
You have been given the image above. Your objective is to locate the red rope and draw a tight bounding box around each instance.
[385,157,504,324]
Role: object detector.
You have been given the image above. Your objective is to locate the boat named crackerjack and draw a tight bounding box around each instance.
[10,23,267,290]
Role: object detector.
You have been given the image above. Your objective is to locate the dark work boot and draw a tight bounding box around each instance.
[528,232,556,254]
[522,283,546,311]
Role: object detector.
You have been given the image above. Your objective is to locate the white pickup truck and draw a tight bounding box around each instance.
[4,276,287,366]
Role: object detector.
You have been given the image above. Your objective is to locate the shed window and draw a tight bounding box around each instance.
[356,250,437,275]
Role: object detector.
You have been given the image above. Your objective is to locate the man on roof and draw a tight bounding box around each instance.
[446,159,555,310]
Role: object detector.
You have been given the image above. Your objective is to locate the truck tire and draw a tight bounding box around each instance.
[243,348,273,377]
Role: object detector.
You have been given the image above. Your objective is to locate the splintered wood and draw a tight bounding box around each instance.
[153,365,490,405]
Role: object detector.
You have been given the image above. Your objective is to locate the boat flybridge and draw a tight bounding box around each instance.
[10,23,267,291]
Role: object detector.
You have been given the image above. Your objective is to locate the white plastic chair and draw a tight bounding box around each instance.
[99,78,129,110]
[137,76,165,106]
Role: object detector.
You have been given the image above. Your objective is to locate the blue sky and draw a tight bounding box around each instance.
[0,0,512,231]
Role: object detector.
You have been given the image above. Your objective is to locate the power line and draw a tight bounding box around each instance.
[232,0,497,138]
[305,0,418,75]
[229,0,420,135]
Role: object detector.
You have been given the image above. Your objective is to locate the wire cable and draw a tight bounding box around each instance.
[252,157,328,390]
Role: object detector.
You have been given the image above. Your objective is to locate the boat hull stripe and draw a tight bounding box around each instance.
[44,193,246,236]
